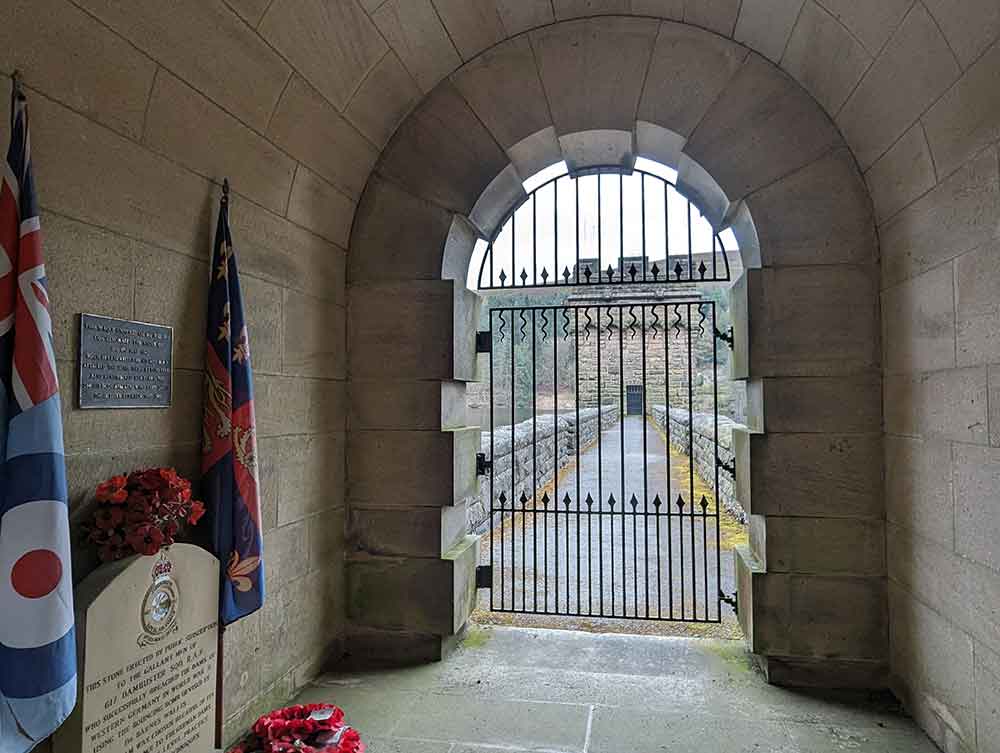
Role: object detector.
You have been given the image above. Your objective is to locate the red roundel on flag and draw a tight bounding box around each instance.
[11,548,63,599]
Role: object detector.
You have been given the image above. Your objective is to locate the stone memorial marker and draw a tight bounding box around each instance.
[54,544,219,753]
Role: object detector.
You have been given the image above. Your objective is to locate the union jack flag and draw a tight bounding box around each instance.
[0,80,77,750]
[203,184,264,625]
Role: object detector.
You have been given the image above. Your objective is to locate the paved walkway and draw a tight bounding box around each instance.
[477,416,743,638]
[298,626,938,753]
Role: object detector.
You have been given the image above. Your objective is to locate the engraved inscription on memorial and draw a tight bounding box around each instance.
[54,544,219,753]
[78,313,172,409]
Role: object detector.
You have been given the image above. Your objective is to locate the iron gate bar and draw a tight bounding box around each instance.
[476,168,732,291]
[486,301,723,623]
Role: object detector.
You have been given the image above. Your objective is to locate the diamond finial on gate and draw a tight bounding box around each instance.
[698,260,708,279]
[584,265,592,282]
[700,495,709,511]
[608,494,616,509]
[542,492,550,508]
[652,494,662,509]
[585,493,595,509]
[498,269,507,287]
[674,261,684,280]
[520,491,529,508]
[563,493,572,509]
[498,491,507,508]
[605,264,615,282]
[520,268,528,285]
[630,494,639,510]
[628,263,638,281]
[651,262,660,280]
[541,267,549,284]
[563,266,571,283]
[676,494,685,510]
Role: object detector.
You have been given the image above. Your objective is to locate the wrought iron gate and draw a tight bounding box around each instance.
[481,300,726,623]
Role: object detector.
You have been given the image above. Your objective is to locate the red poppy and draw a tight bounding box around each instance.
[126,524,165,556]
[188,501,206,525]
[94,506,125,530]
[95,475,128,504]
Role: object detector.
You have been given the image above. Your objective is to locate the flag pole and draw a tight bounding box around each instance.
[213,178,229,751]
[11,70,22,95]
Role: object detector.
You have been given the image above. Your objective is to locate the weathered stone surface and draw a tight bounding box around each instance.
[884,367,989,445]
[531,17,659,134]
[559,130,634,172]
[882,263,956,375]
[552,0,629,19]
[631,0,684,18]
[257,436,280,534]
[268,76,378,201]
[255,374,345,438]
[924,40,1000,187]
[344,51,422,150]
[43,212,135,361]
[676,153,729,229]
[889,583,977,748]
[955,239,1000,367]
[750,375,882,434]
[76,0,290,130]
[469,164,525,238]
[378,82,509,215]
[282,293,346,379]
[684,0,741,36]
[991,365,1000,448]
[837,4,960,169]
[760,656,887,689]
[228,199,346,303]
[144,70,296,215]
[923,0,1000,69]
[434,0,507,60]
[889,524,1000,658]
[222,610,262,717]
[635,121,686,168]
[259,0,385,111]
[746,266,880,377]
[953,443,1000,573]
[276,433,345,526]
[685,54,842,200]
[816,0,912,56]
[286,166,356,248]
[59,362,202,454]
[224,0,271,25]
[733,0,804,63]
[31,95,214,258]
[781,1,872,115]
[864,123,937,224]
[748,433,882,518]
[264,520,310,591]
[0,0,157,140]
[496,0,555,34]
[744,148,876,267]
[348,428,479,507]
[350,177,454,283]
[451,36,552,151]
[134,248,210,371]
[350,381,451,431]
[764,517,884,575]
[307,507,346,572]
[880,147,999,288]
[975,641,1000,751]
[507,127,564,182]
[349,506,454,558]
[885,435,955,550]
[441,216,481,285]
[372,0,462,93]
[638,22,747,139]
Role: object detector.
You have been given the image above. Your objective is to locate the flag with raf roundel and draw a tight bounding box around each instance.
[0,78,77,751]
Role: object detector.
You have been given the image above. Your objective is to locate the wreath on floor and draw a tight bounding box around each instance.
[228,704,365,753]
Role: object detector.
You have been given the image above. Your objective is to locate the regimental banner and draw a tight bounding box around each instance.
[78,314,172,409]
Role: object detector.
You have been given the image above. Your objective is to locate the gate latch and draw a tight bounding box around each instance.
[476,565,493,589]
[717,455,736,477]
[476,453,493,477]
[714,326,734,349]
[720,589,738,615]
[476,331,492,353]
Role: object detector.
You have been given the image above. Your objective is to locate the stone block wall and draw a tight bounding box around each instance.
[650,406,742,523]
[1,2,352,746]
[468,406,619,534]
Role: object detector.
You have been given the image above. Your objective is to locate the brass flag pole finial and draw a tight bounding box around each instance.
[222,177,230,205]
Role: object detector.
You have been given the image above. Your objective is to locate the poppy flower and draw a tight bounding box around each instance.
[126,524,165,556]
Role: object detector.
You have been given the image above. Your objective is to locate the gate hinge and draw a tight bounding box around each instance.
[476,565,493,589]
[720,589,738,615]
[717,455,735,477]
[714,326,734,349]
[476,331,492,353]
[476,452,493,476]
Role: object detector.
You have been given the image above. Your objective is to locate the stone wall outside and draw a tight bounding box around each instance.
[650,405,744,523]
[468,406,619,534]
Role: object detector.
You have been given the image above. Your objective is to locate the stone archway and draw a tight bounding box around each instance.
[347,17,883,687]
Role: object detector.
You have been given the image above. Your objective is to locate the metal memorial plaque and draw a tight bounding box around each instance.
[78,314,173,409]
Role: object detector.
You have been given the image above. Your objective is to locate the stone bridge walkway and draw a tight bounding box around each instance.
[476,416,744,638]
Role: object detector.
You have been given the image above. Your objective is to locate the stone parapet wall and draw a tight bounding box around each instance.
[468,406,619,533]
[650,405,744,523]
